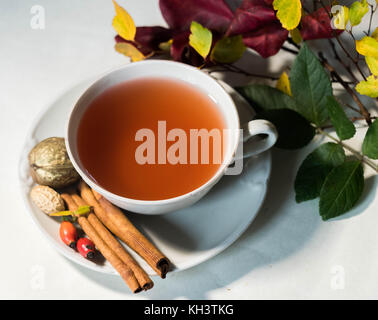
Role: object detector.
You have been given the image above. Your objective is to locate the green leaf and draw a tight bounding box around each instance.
[75,205,92,216]
[189,21,213,59]
[319,161,364,220]
[290,28,302,44]
[326,96,356,140]
[256,109,315,149]
[236,84,298,113]
[273,0,302,30]
[295,143,346,203]
[349,0,369,27]
[290,43,332,126]
[210,35,246,64]
[362,118,378,159]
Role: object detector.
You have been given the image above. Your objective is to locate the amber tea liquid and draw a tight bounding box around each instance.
[77,77,226,200]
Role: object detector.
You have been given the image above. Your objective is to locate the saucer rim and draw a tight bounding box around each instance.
[17,71,272,276]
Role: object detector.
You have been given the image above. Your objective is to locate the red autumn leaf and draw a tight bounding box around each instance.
[226,0,288,58]
[170,31,190,61]
[170,31,204,66]
[227,0,277,35]
[115,35,151,56]
[301,6,343,40]
[115,26,173,56]
[134,26,172,51]
[116,27,172,53]
[242,22,289,58]
[159,0,234,33]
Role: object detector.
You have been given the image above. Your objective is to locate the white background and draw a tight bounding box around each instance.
[0,0,377,299]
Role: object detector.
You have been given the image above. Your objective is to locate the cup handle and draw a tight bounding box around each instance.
[237,119,278,159]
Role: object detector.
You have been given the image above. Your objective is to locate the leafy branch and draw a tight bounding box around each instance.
[110,0,377,221]
[237,43,377,220]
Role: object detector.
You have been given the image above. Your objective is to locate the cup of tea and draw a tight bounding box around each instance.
[66,60,278,214]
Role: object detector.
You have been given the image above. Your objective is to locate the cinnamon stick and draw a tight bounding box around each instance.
[79,181,170,278]
[61,193,142,293]
[71,194,153,290]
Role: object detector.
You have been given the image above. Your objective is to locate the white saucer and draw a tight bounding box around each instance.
[18,75,272,276]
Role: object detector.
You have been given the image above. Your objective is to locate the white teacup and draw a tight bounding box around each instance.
[66,60,278,215]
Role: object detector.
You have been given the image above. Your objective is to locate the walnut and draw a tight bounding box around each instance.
[30,185,65,214]
[28,137,80,189]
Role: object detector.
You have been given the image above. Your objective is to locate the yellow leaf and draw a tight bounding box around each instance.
[349,0,369,26]
[356,75,378,98]
[366,56,378,76]
[290,28,302,44]
[276,72,292,96]
[159,39,173,51]
[356,36,378,58]
[189,21,213,59]
[49,211,73,217]
[332,6,349,30]
[372,27,378,41]
[115,42,145,62]
[273,0,302,30]
[112,0,136,41]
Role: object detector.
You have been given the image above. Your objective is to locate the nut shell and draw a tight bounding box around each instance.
[28,137,80,188]
[30,185,65,214]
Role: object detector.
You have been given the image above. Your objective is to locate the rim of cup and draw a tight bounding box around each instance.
[65,60,241,205]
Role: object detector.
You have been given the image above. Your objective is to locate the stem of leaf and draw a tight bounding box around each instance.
[286,37,301,50]
[320,116,377,129]
[281,46,299,55]
[328,39,359,83]
[319,53,372,125]
[317,128,378,172]
[208,64,279,80]
[367,4,377,36]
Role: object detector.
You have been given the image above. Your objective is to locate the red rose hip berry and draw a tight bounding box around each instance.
[59,221,77,249]
[77,238,96,259]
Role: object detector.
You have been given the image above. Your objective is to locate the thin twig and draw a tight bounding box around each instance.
[319,53,372,125]
[321,116,377,129]
[208,64,279,81]
[317,128,377,172]
[347,29,361,62]
[331,76,355,84]
[367,4,377,36]
[312,0,318,11]
[302,3,311,14]
[328,39,358,83]
[345,103,363,114]
[287,37,301,50]
[281,46,299,55]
